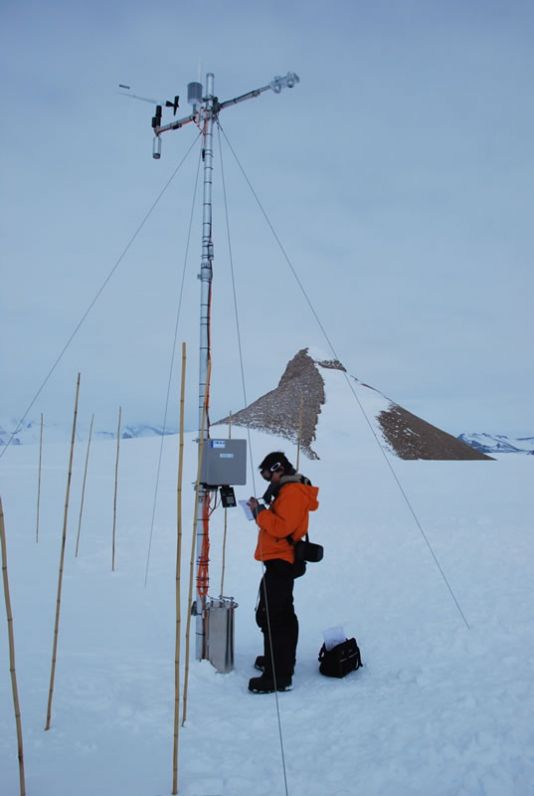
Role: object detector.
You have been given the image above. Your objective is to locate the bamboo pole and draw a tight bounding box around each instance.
[75,413,94,558]
[296,396,304,472]
[182,359,211,727]
[172,343,187,795]
[112,406,122,572]
[219,411,232,596]
[45,371,81,731]
[36,412,44,543]
[1,498,27,796]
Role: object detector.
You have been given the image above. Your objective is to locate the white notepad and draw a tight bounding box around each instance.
[239,500,254,521]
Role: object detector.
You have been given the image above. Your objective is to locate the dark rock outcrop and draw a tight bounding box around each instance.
[378,405,493,460]
[216,349,324,458]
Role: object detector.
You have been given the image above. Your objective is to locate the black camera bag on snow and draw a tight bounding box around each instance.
[318,637,362,678]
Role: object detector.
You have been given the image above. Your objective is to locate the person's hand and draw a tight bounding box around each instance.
[247,497,266,519]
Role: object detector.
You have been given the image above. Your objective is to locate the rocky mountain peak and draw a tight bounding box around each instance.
[215,347,493,462]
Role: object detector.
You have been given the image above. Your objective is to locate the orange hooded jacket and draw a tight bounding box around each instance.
[254,479,319,564]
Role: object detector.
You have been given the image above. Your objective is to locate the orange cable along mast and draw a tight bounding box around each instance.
[121,71,299,660]
[197,346,212,606]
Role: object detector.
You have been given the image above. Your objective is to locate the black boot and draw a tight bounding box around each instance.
[248,673,293,693]
[254,655,295,675]
[254,655,266,671]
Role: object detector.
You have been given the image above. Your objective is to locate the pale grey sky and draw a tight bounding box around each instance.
[1,0,533,437]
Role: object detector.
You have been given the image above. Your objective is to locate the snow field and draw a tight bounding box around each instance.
[1,368,534,794]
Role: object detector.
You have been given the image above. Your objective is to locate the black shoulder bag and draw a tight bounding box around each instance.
[293,533,324,563]
[318,637,363,678]
[287,532,324,578]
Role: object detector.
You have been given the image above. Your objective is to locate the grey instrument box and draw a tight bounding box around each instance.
[201,438,247,486]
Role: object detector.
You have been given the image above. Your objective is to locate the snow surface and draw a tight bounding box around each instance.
[1,367,534,795]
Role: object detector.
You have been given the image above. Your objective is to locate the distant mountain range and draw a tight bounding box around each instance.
[3,421,531,457]
[0,420,177,447]
[457,433,534,456]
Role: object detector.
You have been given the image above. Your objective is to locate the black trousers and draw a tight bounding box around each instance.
[255,559,298,679]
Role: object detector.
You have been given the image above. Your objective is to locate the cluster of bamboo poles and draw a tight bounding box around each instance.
[34,406,120,567]
[40,374,124,732]
[1,370,125,793]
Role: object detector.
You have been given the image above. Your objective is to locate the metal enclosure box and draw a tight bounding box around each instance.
[207,597,238,673]
[201,438,247,486]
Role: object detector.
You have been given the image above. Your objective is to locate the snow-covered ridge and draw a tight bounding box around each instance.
[457,432,534,456]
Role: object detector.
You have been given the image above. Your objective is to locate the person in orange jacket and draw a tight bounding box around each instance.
[247,451,319,693]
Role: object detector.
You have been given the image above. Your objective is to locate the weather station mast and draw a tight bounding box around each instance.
[122,71,299,663]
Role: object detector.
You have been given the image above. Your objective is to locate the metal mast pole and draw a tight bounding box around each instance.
[195,73,215,658]
[142,70,300,662]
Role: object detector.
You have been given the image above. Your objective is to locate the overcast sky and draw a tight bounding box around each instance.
[1,0,533,438]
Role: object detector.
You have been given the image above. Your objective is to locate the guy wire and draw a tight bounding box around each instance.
[1,131,202,462]
[144,141,203,587]
[218,123,470,632]
[218,123,290,796]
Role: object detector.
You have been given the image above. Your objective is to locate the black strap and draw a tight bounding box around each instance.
[286,532,309,546]
[264,475,312,547]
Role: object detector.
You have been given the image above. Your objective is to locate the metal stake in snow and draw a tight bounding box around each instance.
[142,71,299,659]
